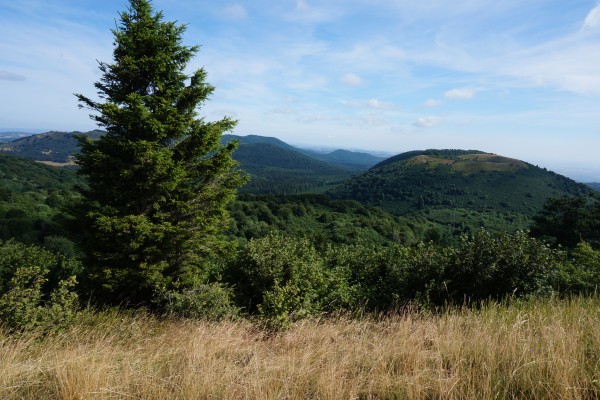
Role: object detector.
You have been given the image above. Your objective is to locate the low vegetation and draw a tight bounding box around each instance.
[0,298,598,399]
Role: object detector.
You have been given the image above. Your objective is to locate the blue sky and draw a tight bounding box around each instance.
[1,0,600,175]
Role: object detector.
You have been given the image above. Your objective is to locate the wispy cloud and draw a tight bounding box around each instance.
[583,3,600,29]
[424,99,441,108]
[413,116,442,129]
[341,73,363,86]
[0,71,26,81]
[367,98,394,109]
[444,87,476,100]
[222,4,247,20]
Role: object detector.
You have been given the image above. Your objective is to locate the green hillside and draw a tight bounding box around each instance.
[228,194,437,246]
[234,143,353,194]
[0,153,81,192]
[0,130,104,163]
[328,149,591,233]
[0,154,81,249]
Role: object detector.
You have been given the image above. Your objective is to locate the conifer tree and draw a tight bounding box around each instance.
[75,0,245,306]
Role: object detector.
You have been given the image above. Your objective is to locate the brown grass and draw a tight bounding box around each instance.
[1,298,598,399]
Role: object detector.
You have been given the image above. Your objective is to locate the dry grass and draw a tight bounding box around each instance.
[1,298,598,399]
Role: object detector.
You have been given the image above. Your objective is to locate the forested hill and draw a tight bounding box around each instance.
[233,143,353,194]
[0,153,81,192]
[328,150,591,232]
[0,130,103,163]
[222,134,385,171]
[223,134,297,151]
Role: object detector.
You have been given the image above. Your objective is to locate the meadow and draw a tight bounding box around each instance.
[1,297,598,399]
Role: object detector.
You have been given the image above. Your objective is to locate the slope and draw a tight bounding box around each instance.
[0,130,104,163]
[328,149,591,233]
[234,143,353,194]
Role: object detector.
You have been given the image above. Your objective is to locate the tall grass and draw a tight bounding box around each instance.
[1,297,598,399]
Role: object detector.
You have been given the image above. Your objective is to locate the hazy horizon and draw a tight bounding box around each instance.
[2,127,599,183]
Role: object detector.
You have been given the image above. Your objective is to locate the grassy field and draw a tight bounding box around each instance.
[1,297,598,399]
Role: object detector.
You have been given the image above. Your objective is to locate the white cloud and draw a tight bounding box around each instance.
[341,73,363,86]
[367,98,394,109]
[444,87,476,100]
[583,3,600,29]
[424,99,441,107]
[497,36,600,95]
[223,4,247,19]
[413,116,441,128]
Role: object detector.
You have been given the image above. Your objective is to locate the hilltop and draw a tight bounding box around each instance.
[328,149,591,233]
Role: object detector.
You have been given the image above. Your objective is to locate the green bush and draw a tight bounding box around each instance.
[323,241,451,310]
[446,230,560,302]
[0,241,80,333]
[229,234,328,328]
[0,266,78,333]
[549,242,600,295]
[159,283,239,320]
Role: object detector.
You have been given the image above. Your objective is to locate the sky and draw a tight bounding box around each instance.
[1,0,600,177]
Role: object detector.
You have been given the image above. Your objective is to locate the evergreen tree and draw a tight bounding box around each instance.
[75,0,245,306]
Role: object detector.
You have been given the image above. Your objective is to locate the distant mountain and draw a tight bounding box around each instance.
[0,130,104,163]
[585,182,600,191]
[300,149,385,171]
[223,134,382,171]
[233,142,353,194]
[328,149,591,233]
[0,132,34,143]
[223,134,297,151]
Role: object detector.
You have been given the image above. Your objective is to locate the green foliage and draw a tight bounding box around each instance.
[233,143,352,195]
[0,241,79,333]
[228,234,328,328]
[74,0,245,306]
[549,242,600,294]
[530,195,600,248]
[159,283,239,320]
[229,194,425,246]
[0,154,81,252]
[323,241,452,310]
[446,230,561,302]
[226,229,567,316]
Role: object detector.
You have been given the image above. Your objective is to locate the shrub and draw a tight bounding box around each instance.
[549,242,600,295]
[324,242,451,310]
[159,283,239,320]
[0,241,79,333]
[229,234,327,328]
[0,266,78,333]
[446,230,560,302]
